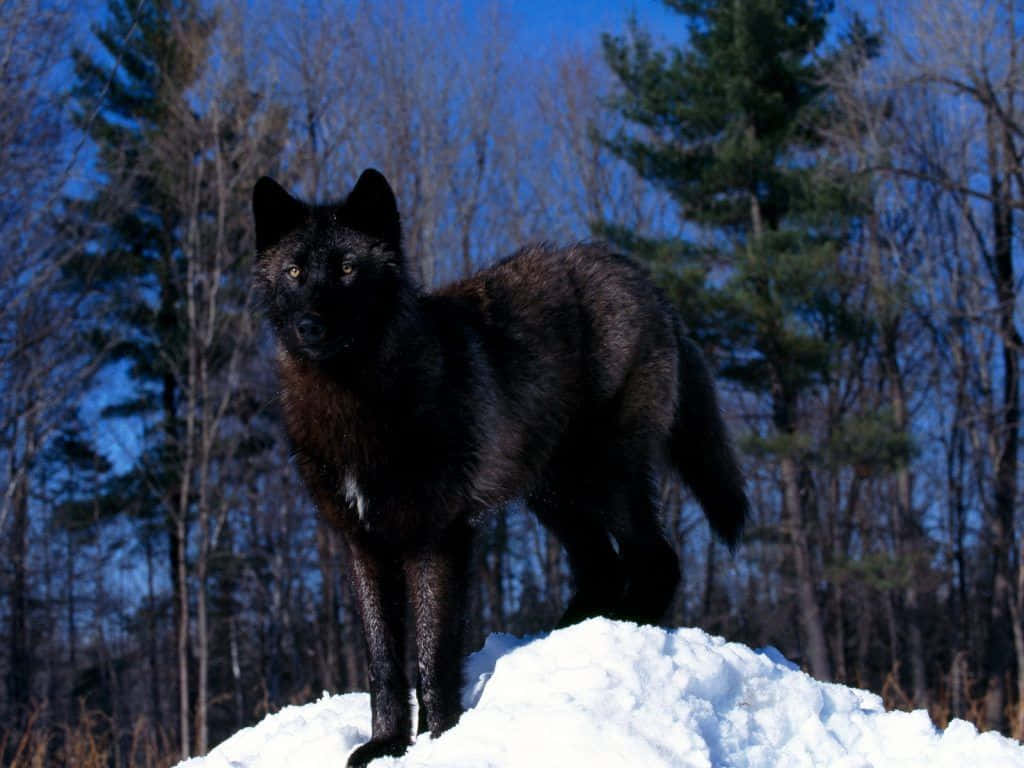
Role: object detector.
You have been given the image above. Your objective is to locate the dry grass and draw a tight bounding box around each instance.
[881,658,1002,738]
[2,702,178,768]
[4,675,1022,765]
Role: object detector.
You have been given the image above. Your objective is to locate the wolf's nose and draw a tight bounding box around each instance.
[297,314,325,344]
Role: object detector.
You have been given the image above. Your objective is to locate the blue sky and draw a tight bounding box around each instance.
[74,0,873,474]
[71,1,870,72]
[503,0,691,44]
[494,0,866,49]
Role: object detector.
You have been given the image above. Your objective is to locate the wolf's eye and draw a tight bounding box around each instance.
[286,265,301,279]
[341,263,354,276]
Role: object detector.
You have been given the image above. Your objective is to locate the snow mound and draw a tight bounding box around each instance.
[177,618,1024,767]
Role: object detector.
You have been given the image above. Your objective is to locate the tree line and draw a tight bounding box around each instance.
[1,0,1021,765]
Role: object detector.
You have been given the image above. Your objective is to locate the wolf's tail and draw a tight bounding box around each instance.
[671,331,749,548]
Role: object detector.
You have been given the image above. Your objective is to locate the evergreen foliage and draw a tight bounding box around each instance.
[3,0,1022,757]
[601,0,881,459]
[69,0,215,468]
[601,0,889,683]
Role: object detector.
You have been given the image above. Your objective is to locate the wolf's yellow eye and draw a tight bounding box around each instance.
[341,263,354,276]
[286,265,301,279]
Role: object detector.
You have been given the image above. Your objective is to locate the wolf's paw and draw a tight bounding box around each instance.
[346,736,410,767]
[556,582,626,628]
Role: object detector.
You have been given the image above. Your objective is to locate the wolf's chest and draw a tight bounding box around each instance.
[278,360,476,540]
[342,471,368,521]
[285,395,435,528]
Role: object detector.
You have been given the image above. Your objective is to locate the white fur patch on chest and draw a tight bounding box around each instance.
[344,472,367,521]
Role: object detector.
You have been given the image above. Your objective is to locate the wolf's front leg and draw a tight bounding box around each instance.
[406,519,473,736]
[344,535,411,768]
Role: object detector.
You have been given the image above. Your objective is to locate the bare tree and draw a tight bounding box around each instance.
[879,0,1022,732]
[0,0,109,733]
[826,0,1024,729]
[139,3,290,753]
[531,45,670,240]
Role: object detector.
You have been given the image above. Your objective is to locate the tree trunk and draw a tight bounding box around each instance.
[342,578,366,692]
[890,357,928,708]
[483,509,507,634]
[66,529,78,724]
[831,579,847,683]
[145,527,162,730]
[196,543,209,755]
[1010,563,1024,739]
[946,332,970,721]
[702,536,716,622]
[6,443,31,730]
[773,382,830,681]
[870,206,929,708]
[316,520,342,692]
[230,617,245,730]
[176,513,191,758]
[982,104,1018,734]
[780,452,831,681]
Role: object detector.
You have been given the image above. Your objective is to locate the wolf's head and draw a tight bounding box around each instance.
[252,169,410,365]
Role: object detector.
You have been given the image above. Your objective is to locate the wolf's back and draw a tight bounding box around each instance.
[556,246,749,546]
[449,243,749,546]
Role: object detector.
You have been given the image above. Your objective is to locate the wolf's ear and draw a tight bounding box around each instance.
[253,176,306,252]
[343,169,401,249]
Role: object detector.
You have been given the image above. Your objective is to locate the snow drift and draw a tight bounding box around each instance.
[177,618,1024,767]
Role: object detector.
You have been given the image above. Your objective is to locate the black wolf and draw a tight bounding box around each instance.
[251,169,748,766]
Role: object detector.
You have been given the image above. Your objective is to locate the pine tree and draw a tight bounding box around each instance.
[602,0,879,680]
[70,0,215,755]
[71,0,290,752]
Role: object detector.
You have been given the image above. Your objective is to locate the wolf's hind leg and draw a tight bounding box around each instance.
[616,515,680,624]
[530,486,626,627]
[602,352,682,624]
[601,460,681,625]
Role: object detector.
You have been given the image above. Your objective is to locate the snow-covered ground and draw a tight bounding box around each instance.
[177,618,1024,767]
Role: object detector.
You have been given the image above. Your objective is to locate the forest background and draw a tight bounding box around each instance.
[3,0,1023,765]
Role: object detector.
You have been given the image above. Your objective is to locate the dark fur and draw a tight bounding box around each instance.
[251,169,748,766]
